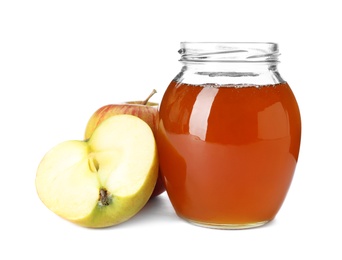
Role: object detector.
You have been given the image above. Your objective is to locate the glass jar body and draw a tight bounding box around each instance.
[157,43,301,229]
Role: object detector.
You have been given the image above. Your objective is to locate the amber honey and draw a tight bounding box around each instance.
[157,80,301,228]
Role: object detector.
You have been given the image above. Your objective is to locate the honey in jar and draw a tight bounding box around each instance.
[157,42,301,229]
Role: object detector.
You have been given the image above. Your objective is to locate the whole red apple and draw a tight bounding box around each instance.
[84,90,165,198]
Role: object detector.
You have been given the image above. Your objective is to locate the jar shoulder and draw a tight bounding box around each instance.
[174,64,285,86]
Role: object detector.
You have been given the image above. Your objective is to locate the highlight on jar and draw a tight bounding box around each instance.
[156,42,301,229]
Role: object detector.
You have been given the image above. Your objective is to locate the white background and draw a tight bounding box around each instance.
[1,0,341,259]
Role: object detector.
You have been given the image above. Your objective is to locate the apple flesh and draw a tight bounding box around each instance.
[35,115,159,228]
[84,90,165,198]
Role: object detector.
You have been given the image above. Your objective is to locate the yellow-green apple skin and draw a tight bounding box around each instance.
[84,100,165,198]
[35,115,158,228]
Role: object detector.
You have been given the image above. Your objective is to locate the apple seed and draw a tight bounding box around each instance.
[88,154,99,173]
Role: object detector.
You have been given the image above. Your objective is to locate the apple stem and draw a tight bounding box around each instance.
[99,188,111,206]
[142,89,157,105]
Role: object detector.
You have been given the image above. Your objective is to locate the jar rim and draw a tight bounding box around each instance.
[179,42,280,63]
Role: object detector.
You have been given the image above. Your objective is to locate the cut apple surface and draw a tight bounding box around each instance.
[36,115,158,228]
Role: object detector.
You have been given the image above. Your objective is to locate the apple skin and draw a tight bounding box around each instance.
[85,101,165,198]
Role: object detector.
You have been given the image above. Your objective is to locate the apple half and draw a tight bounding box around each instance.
[35,115,158,228]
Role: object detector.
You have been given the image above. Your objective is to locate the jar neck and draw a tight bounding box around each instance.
[179,42,280,63]
[175,42,284,86]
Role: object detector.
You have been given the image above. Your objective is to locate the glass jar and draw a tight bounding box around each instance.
[157,42,301,229]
